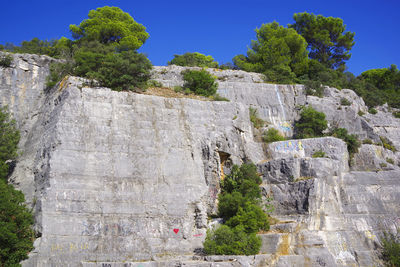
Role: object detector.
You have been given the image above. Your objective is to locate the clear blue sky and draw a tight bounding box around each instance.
[1,0,398,75]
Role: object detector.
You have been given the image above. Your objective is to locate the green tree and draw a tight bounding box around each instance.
[233,21,309,83]
[0,179,34,266]
[94,51,152,91]
[366,65,400,89]
[289,12,355,69]
[295,106,327,138]
[181,69,218,96]
[70,6,149,51]
[0,107,34,266]
[168,52,218,68]
[47,6,152,92]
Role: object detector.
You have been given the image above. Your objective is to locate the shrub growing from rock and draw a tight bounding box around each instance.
[249,107,264,129]
[204,163,269,255]
[294,106,327,138]
[0,54,12,68]
[0,107,34,266]
[0,107,20,179]
[262,128,285,143]
[168,52,218,68]
[380,231,400,266]
[330,128,361,156]
[312,150,326,158]
[340,98,352,106]
[181,69,218,97]
[369,107,377,114]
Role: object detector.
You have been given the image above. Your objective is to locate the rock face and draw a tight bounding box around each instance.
[0,56,400,266]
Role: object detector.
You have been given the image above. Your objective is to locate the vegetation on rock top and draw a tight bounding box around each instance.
[168,52,219,68]
[1,8,399,109]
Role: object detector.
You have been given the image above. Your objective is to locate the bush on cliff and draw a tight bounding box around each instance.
[0,107,34,266]
[203,225,261,255]
[0,54,13,68]
[262,128,285,143]
[181,69,218,97]
[168,52,218,68]
[329,128,360,156]
[380,230,400,267]
[294,106,327,138]
[204,163,269,255]
[0,107,20,179]
[90,50,152,91]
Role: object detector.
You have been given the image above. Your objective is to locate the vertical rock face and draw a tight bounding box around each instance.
[1,56,400,266]
[0,52,55,202]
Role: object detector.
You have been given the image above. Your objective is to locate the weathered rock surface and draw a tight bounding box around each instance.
[0,55,399,266]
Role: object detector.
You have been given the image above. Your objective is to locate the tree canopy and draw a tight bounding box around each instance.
[45,6,152,92]
[70,6,149,51]
[168,52,218,68]
[289,12,355,69]
[233,21,308,83]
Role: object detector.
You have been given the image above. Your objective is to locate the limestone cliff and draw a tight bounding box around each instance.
[0,53,399,266]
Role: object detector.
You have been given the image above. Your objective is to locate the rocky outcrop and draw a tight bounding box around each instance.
[0,55,399,266]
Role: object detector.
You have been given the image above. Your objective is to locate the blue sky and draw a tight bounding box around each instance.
[1,0,398,75]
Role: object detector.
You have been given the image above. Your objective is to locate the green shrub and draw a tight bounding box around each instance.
[358,110,365,116]
[220,164,262,203]
[168,52,218,68]
[262,128,285,143]
[46,61,74,89]
[0,107,20,179]
[218,191,247,220]
[205,163,269,255]
[312,150,326,158]
[294,106,327,138]
[380,136,396,152]
[93,51,152,91]
[369,107,378,114]
[304,80,323,97]
[386,158,394,164]
[225,203,269,233]
[203,225,261,256]
[249,107,264,129]
[211,94,229,101]
[0,107,35,265]
[181,69,218,97]
[0,54,12,68]
[0,179,35,265]
[362,139,373,144]
[173,86,183,93]
[393,111,400,119]
[381,230,400,267]
[330,128,361,156]
[340,98,352,106]
[147,80,163,88]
